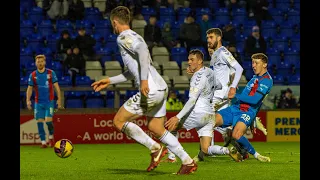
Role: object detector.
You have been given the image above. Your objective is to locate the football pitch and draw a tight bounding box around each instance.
[20,142,300,180]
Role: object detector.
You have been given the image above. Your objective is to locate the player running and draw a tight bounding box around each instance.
[26,54,62,148]
[214,53,272,163]
[91,6,197,175]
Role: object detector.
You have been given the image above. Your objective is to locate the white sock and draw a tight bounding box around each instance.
[208,145,229,155]
[49,135,53,140]
[211,130,215,145]
[41,141,46,145]
[254,152,260,158]
[122,122,160,152]
[159,130,193,165]
[167,130,178,160]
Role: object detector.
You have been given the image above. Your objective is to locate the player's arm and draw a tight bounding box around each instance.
[221,51,244,89]
[237,79,273,105]
[132,38,150,96]
[109,70,134,84]
[176,78,205,120]
[26,74,34,110]
[51,71,62,108]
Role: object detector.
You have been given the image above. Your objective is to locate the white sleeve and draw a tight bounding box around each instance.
[176,74,205,120]
[109,70,134,84]
[132,37,150,81]
[220,50,244,88]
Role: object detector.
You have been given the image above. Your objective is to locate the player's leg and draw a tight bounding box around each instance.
[34,103,47,148]
[113,106,161,153]
[163,129,178,163]
[44,101,55,147]
[232,114,270,162]
[147,116,197,174]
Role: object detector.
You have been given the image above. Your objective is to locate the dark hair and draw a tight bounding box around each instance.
[251,53,268,64]
[189,49,204,61]
[206,28,223,37]
[110,6,131,25]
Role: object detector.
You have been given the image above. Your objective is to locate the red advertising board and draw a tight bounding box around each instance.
[20,112,266,145]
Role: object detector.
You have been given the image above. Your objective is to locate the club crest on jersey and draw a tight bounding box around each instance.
[124,37,133,49]
[47,74,51,79]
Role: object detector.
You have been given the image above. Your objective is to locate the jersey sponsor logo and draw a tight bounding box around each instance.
[190,87,199,93]
[260,83,268,89]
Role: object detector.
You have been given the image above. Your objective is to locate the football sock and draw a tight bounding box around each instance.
[167,130,178,160]
[46,121,54,137]
[236,136,256,155]
[37,122,46,144]
[208,145,229,155]
[159,130,193,165]
[121,122,160,152]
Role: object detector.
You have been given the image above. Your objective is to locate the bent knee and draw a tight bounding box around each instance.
[113,115,125,130]
[201,146,209,154]
[232,130,243,140]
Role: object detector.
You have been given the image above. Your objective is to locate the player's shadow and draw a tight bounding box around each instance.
[106,168,166,176]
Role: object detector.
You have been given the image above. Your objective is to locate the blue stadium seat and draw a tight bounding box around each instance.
[20,20,35,37]
[27,33,44,51]
[20,56,34,68]
[214,8,230,25]
[125,90,139,99]
[25,61,36,75]
[65,91,85,108]
[105,34,118,52]
[46,33,60,53]
[141,7,157,21]
[56,20,74,34]
[208,2,220,10]
[96,47,113,64]
[242,20,257,36]
[84,7,102,21]
[284,48,299,62]
[290,33,300,50]
[75,20,93,34]
[50,62,63,77]
[159,7,175,21]
[276,2,290,12]
[288,74,300,85]
[76,76,92,86]
[172,21,183,39]
[106,91,115,108]
[242,61,252,70]
[171,47,188,67]
[244,70,254,81]
[261,20,277,37]
[280,21,294,37]
[20,46,33,57]
[58,76,71,87]
[268,8,284,24]
[272,74,284,85]
[20,76,29,87]
[38,20,54,37]
[85,91,105,108]
[267,48,281,65]
[28,6,44,23]
[91,33,104,48]
[287,9,300,24]
[272,35,287,51]
[190,46,207,59]
[20,0,33,12]
[36,46,53,58]
[93,20,111,37]
[232,8,247,24]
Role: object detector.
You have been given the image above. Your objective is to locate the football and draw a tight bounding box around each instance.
[54,139,74,158]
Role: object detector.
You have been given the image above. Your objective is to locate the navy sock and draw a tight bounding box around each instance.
[236,136,256,155]
[37,122,46,141]
[46,121,54,136]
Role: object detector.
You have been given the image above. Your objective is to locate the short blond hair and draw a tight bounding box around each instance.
[35,54,46,61]
[251,53,268,64]
[110,6,131,25]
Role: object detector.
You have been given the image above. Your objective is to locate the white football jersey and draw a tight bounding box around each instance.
[189,66,219,113]
[210,46,238,99]
[117,29,167,90]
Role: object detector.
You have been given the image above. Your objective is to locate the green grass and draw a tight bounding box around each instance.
[20,142,300,180]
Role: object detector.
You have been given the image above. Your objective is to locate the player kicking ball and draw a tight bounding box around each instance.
[213,53,272,163]
[91,6,197,175]
[165,49,240,161]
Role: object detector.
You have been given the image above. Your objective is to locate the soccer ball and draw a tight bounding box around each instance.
[54,139,74,158]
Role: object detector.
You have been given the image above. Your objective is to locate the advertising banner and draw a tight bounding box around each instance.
[20,112,267,145]
[267,111,300,142]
